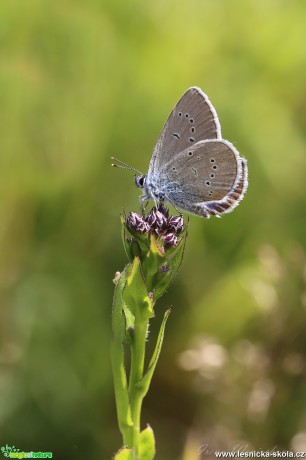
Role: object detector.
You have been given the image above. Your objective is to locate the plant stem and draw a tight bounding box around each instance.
[129,316,149,455]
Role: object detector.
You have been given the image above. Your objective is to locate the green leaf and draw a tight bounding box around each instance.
[111,338,133,438]
[129,238,143,260]
[133,232,151,255]
[114,447,134,460]
[112,269,128,341]
[153,232,187,300]
[112,265,136,336]
[136,309,171,396]
[142,234,166,292]
[149,233,164,259]
[121,214,131,261]
[123,257,154,321]
[123,302,135,332]
[139,425,156,460]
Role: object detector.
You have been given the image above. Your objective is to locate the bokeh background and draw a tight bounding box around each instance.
[1,1,306,459]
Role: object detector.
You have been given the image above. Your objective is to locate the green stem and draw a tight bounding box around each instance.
[129,316,149,456]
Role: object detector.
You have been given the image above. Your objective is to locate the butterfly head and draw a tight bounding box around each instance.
[134,174,147,190]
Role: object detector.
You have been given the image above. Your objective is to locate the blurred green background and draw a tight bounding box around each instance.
[1,0,306,458]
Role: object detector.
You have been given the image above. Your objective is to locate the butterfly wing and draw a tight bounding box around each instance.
[159,139,248,217]
[148,87,221,177]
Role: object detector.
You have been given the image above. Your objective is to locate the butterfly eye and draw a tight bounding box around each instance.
[136,175,145,188]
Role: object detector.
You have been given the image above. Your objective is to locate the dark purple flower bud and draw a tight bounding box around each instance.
[146,209,157,227]
[159,264,170,273]
[155,210,168,232]
[126,212,150,234]
[168,215,184,233]
[162,232,178,248]
[157,204,169,219]
[146,208,168,234]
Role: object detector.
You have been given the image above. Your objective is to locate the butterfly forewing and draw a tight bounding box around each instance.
[149,87,221,177]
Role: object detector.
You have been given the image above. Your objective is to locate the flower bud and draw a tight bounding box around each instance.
[162,232,178,248]
[145,209,157,227]
[126,212,150,234]
[159,264,170,273]
[168,215,184,233]
[157,204,169,219]
[146,208,168,234]
[154,211,168,233]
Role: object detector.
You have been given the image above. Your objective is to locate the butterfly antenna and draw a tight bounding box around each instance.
[111,157,143,175]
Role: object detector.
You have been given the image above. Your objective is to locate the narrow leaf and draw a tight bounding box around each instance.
[136,309,171,396]
[154,233,187,300]
[149,233,164,258]
[111,338,133,437]
[112,269,128,341]
[168,231,188,284]
[121,214,132,262]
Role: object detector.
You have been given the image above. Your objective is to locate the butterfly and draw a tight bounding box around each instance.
[113,87,248,218]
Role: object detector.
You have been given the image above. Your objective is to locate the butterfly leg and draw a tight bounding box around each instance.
[139,195,149,216]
